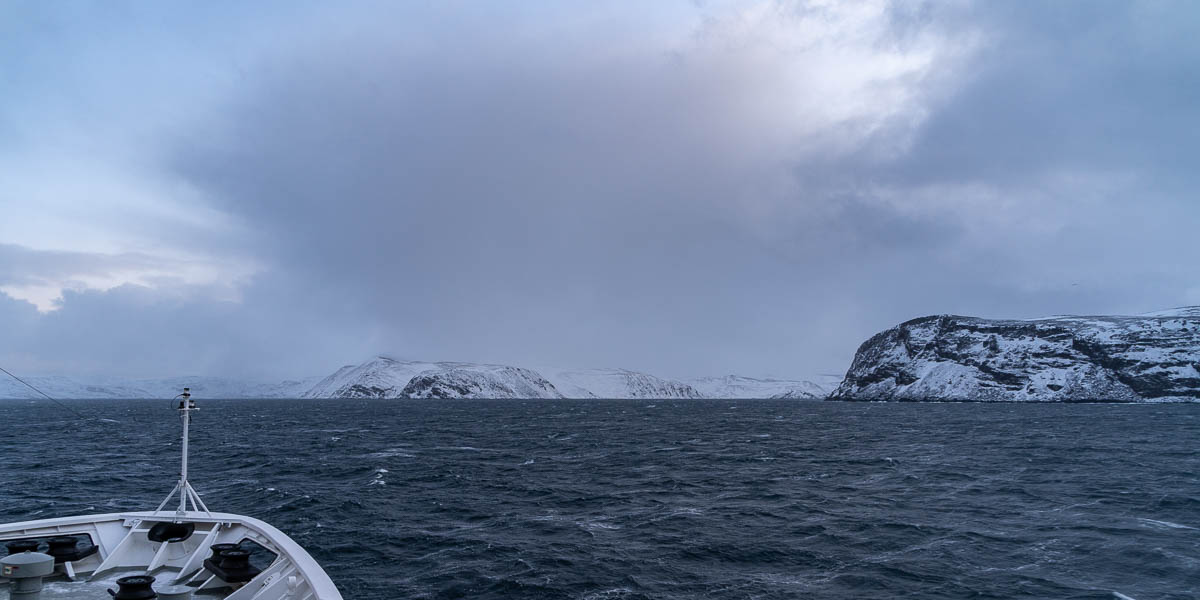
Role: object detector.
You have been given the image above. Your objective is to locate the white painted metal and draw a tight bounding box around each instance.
[0,389,343,599]
[153,389,211,518]
[0,512,342,600]
[180,389,191,514]
[174,523,224,583]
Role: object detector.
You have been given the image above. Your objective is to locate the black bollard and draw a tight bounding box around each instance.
[45,537,78,562]
[217,549,251,572]
[5,540,39,554]
[207,543,239,562]
[108,575,157,600]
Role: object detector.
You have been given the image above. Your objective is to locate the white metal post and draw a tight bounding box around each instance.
[155,388,210,517]
[179,388,190,514]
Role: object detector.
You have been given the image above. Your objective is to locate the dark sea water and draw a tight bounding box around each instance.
[0,399,1197,599]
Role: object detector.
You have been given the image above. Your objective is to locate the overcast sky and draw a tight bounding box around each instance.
[1,1,1197,381]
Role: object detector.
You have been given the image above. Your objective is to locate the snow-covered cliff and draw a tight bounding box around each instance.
[831,307,1200,402]
[689,375,827,399]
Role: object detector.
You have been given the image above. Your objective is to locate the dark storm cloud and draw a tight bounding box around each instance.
[164,1,963,377]
[883,1,1200,186]
[156,0,1200,379]
[0,275,383,379]
[5,1,1199,380]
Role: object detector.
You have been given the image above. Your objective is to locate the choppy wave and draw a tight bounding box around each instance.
[0,399,1197,599]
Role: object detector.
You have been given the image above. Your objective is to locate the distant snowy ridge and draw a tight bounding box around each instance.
[689,375,827,399]
[0,356,824,400]
[303,359,699,399]
[0,375,320,400]
[541,368,703,399]
[0,375,152,400]
[308,361,823,400]
[832,307,1200,402]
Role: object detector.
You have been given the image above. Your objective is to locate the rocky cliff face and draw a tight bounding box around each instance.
[831,307,1200,402]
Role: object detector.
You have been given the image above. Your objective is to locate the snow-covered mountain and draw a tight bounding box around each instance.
[0,356,822,401]
[300,358,420,399]
[541,368,703,399]
[303,359,702,399]
[832,307,1200,402]
[301,357,562,399]
[0,375,149,400]
[689,375,827,399]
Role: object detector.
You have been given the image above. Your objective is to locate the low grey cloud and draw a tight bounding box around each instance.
[2,1,1197,380]
[0,275,382,379]
[0,244,163,284]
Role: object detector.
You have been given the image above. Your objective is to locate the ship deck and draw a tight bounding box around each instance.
[0,511,341,600]
[8,568,225,600]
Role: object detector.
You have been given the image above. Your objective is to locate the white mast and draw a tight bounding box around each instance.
[155,388,211,518]
[178,388,192,514]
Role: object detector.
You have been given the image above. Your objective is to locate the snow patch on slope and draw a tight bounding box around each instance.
[0,374,321,399]
[689,375,827,399]
[541,368,703,399]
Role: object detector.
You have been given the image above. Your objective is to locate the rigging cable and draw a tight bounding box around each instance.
[0,364,115,422]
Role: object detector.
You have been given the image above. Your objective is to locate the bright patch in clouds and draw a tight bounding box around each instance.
[0,148,255,311]
[689,0,970,158]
